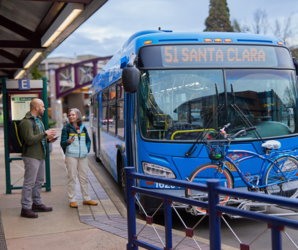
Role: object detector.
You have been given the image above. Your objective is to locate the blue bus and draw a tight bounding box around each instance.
[90,30,298,212]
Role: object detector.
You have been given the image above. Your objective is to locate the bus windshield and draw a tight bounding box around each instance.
[226,69,297,139]
[138,69,297,141]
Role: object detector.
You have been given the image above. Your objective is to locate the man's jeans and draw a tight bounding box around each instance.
[21,157,45,210]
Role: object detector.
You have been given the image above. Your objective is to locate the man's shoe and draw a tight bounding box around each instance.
[32,203,53,212]
[83,200,98,206]
[20,208,38,218]
[70,202,78,208]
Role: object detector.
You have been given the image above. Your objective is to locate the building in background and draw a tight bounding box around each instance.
[39,55,110,127]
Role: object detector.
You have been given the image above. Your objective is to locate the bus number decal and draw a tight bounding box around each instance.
[156,183,175,189]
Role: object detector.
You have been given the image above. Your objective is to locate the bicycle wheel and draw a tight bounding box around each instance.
[264,156,298,198]
[185,163,234,213]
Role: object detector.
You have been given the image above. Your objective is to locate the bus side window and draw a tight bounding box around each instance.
[90,96,94,127]
[117,82,125,140]
[102,90,109,132]
[93,95,98,129]
[109,84,116,135]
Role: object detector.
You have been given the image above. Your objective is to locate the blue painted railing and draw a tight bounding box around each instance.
[125,167,298,250]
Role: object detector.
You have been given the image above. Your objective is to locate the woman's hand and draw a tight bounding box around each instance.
[67,137,75,144]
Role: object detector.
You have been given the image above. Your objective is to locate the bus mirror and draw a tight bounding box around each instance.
[122,65,140,93]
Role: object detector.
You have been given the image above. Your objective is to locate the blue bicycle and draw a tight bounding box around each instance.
[186,123,298,214]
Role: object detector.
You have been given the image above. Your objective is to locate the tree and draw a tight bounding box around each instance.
[252,9,268,34]
[273,16,294,46]
[204,0,233,32]
[232,19,241,32]
[233,9,297,47]
[31,67,44,80]
[290,46,298,59]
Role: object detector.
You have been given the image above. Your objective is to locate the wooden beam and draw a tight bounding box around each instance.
[35,2,65,36]
[0,50,19,63]
[24,0,92,3]
[0,63,23,70]
[0,15,40,41]
[0,41,45,51]
[19,50,32,62]
[1,70,15,78]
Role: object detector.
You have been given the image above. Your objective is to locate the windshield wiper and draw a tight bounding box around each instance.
[230,104,264,143]
[185,104,224,157]
[230,85,264,143]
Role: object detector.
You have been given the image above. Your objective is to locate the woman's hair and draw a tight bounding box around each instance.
[69,108,83,126]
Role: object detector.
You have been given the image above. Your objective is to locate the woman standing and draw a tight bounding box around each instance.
[60,108,98,208]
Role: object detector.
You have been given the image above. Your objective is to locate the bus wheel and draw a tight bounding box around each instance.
[92,134,96,153]
[95,155,101,163]
[118,154,127,202]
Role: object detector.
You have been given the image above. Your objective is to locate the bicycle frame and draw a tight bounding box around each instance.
[213,144,298,190]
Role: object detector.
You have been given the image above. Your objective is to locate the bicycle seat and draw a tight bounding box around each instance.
[261,140,281,150]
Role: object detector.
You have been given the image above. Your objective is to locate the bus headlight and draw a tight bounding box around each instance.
[142,162,176,179]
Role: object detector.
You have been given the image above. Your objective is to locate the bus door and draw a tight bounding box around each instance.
[97,93,100,156]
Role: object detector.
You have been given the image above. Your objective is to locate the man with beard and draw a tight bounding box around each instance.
[19,98,57,218]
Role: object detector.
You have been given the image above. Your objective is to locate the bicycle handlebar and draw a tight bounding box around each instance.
[245,127,257,132]
[231,126,257,138]
[220,124,256,139]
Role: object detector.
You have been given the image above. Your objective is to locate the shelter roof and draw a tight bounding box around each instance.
[0,0,107,88]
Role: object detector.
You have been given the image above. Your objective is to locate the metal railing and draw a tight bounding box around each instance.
[125,167,298,250]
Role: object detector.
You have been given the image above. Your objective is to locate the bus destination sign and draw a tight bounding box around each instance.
[161,45,278,68]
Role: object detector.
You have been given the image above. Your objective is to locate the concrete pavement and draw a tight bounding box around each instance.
[0,128,128,250]
[0,127,238,250]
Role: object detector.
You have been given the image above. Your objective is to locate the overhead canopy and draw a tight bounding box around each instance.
[0,0,107,88]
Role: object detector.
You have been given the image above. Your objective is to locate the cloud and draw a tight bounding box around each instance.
[48,0,298,58]
[49,33,125,57]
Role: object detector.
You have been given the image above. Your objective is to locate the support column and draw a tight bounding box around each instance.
[42,77,51,192]
[50,69,62,128]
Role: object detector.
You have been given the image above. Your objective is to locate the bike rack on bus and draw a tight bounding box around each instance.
[182,195,298,218]
[125,167,298,250]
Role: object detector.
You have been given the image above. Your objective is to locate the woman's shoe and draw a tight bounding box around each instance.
[83,200,98,206]
[70,202,78,208]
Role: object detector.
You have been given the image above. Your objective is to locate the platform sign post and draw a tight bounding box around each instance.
[2,77,51,194]
[42,77,51,191]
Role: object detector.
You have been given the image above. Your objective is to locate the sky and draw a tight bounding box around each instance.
[48,0,298,58]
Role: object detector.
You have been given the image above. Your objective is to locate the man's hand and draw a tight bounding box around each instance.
[49,136,58,143]
[45,129,57,137]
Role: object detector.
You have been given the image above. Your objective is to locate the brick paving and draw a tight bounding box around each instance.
[0,212,7,250]
[76,166,211,250]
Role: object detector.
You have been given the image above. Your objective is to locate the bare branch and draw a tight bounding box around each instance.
[283,16,293,45]
[252,9,268,34]
[274,20,281,38]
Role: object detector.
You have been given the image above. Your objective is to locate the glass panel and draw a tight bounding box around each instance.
[102,106,108,132]
[108,103,116,134]
[138,69,225,140]
[226,69,297,139]
[117,83,124,99]
[93,95,98,128]
[117,101,125,138]
[90,97,94,127]
[110,84,116,101]
[103,90,109,102]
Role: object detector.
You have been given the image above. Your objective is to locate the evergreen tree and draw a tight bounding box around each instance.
[204,0,234,32]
